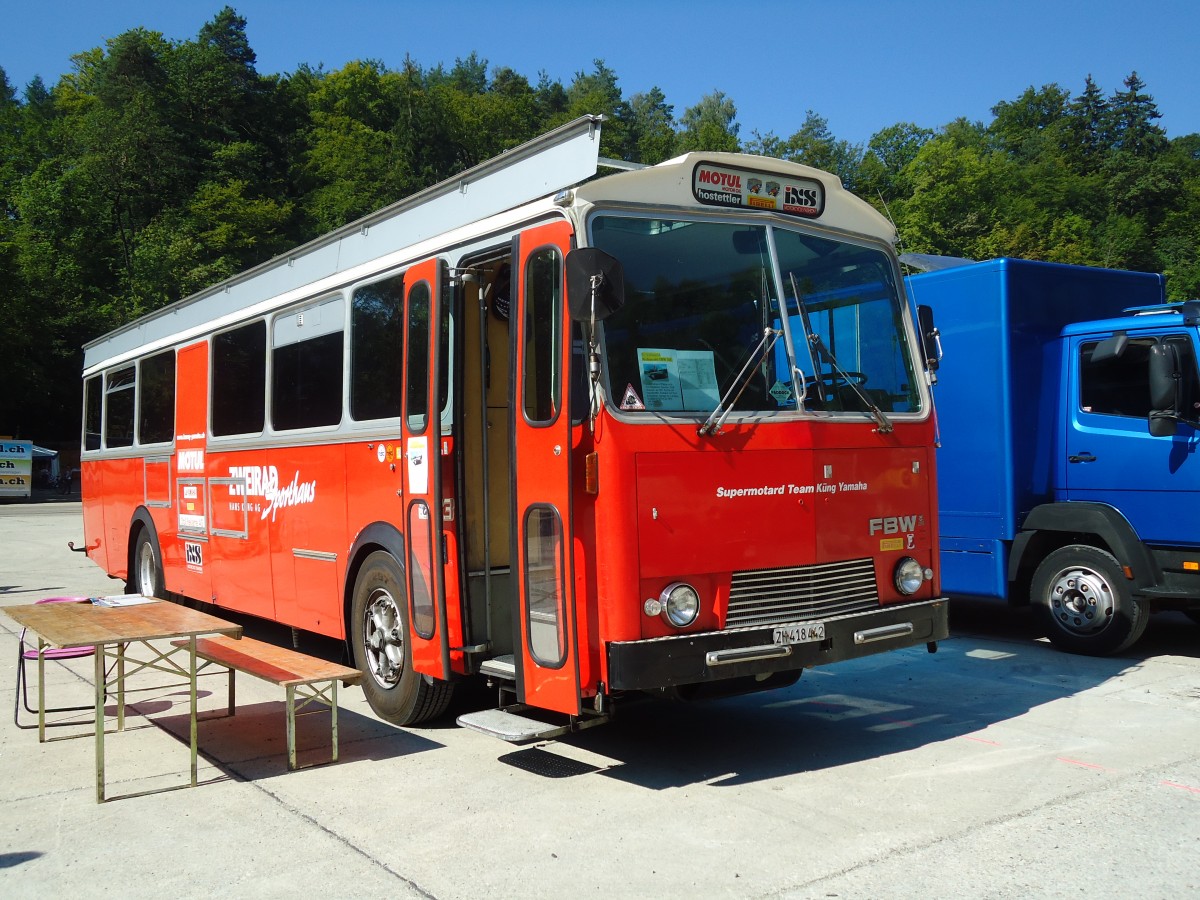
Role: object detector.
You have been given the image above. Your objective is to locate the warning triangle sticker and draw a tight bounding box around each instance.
[620,384,645,410]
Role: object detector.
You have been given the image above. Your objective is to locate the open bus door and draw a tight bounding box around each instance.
[403,258,452,681]
[511,221,581,716]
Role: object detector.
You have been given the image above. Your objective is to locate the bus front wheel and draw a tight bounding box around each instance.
[128,529,165,598]
[350,551,454,725]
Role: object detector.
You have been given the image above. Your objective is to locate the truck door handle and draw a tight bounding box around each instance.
[1068,453,1097,463]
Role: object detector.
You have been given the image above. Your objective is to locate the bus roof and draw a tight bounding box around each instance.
[83,119,896,374]
[83,115,605,373]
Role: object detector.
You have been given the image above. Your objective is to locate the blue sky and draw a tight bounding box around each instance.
[2,0,1196,146]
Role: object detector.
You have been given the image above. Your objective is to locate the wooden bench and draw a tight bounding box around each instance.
[173,635,361,771]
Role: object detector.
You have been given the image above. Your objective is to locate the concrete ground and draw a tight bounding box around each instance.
[1,501,1197,899]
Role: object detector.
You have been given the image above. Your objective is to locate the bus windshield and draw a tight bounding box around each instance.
[590,215,921,417]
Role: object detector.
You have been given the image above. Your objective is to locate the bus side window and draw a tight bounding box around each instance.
[406,281,432,433]
[523,247,563,424]
[272,295,345,431]
[138,349,176,445]
[350,274,404,421]
[84,375,102,451]
[104,366,136,448]
[212,321,267,437]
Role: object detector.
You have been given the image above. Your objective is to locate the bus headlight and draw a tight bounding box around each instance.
[659,582,700,628]
[894,557,927,595]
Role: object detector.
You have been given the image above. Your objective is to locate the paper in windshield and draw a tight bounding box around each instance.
[636,348,719,411]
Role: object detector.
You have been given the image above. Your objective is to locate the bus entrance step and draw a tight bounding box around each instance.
[479,655,516,680]
[456,708,573,743]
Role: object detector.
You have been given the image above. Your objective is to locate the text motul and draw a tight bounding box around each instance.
[697,169,742,190]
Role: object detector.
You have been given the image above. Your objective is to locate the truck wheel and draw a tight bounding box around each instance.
[1031,545,1149,655]
[128,529,165,598]
[350,550,454,725]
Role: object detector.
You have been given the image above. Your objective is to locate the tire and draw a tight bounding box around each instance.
[128,529,165,598]
[350,550,454,725]
[1031,544,1149,656]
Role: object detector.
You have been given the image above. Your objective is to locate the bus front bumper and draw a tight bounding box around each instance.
[606,598,948,691]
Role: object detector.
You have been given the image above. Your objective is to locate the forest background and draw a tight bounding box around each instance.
[2,7,1197,446]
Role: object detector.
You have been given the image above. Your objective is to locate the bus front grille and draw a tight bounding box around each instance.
[725,558,879,628]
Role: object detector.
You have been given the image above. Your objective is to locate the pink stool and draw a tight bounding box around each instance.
[13,597,96,729]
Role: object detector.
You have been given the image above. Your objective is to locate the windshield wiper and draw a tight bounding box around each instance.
[698,327,781,436]
[788,273,893,434]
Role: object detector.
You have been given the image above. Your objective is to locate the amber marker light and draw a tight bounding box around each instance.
[585,451,599,494]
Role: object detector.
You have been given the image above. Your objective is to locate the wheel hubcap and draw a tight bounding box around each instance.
[363,587,404,689]
[1048,565,1114,636]
[138,543,156,594]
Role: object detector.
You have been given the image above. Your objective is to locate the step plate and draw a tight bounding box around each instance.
[456,708,570,743]
[479,655,517,680]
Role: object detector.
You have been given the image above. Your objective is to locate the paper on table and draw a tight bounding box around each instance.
[91,594,161,607]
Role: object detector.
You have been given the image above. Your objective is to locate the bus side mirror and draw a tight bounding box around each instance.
[1148,342,1181,437]
[566,248,625,322]
[917,305,941,372]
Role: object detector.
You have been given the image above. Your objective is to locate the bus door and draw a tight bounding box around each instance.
[511,220,582,716]
[402,258,452,680]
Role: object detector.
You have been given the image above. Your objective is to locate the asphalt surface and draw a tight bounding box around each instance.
[1,501,1197,898]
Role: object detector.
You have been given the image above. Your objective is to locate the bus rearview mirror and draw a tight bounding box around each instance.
[566,248,625,322]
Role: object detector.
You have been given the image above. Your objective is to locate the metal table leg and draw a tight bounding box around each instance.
[95,645,106,803]
[189,636,198,787]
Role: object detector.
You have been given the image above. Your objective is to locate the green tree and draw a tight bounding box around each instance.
[627,87,676,164]
[989,83,1070,161]
[302,59,404,230]
[677,90,739,153]
[745,110,861,186]
[895,118,1009,257]
[1063,75,1111,173]
[563,60,632,159]
[856,122,934,202]
[1109,71,1168,158]
[1156,134,1200,298]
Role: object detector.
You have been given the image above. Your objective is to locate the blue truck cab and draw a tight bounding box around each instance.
[907,257,1200,654]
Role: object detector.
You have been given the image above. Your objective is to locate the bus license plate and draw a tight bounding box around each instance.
[772,623,826,645]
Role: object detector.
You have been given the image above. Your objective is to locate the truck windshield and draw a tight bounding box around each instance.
[590,214,921,417]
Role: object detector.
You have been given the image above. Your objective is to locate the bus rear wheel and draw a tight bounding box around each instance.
[350,551,454,725]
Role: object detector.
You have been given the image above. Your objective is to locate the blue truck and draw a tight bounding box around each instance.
[906,257,1200,654]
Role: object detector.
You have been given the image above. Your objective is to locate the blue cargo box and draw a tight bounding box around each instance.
[905,258,1166,599]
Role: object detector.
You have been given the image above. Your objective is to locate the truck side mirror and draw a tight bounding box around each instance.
[566,248,625,323]
[917,305,942,372]
[1148,342,1180,437]
[1091,331,1128,363]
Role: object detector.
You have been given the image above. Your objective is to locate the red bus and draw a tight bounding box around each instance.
[81,116,948,739]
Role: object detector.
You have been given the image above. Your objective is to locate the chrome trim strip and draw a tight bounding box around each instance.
[853,622,914,645]
[705,644,793,666]
[293,549,338,562]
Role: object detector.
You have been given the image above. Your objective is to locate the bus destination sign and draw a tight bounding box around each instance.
[692,162,826,219]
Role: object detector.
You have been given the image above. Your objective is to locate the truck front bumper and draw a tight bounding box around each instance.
[606,598,949,691]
